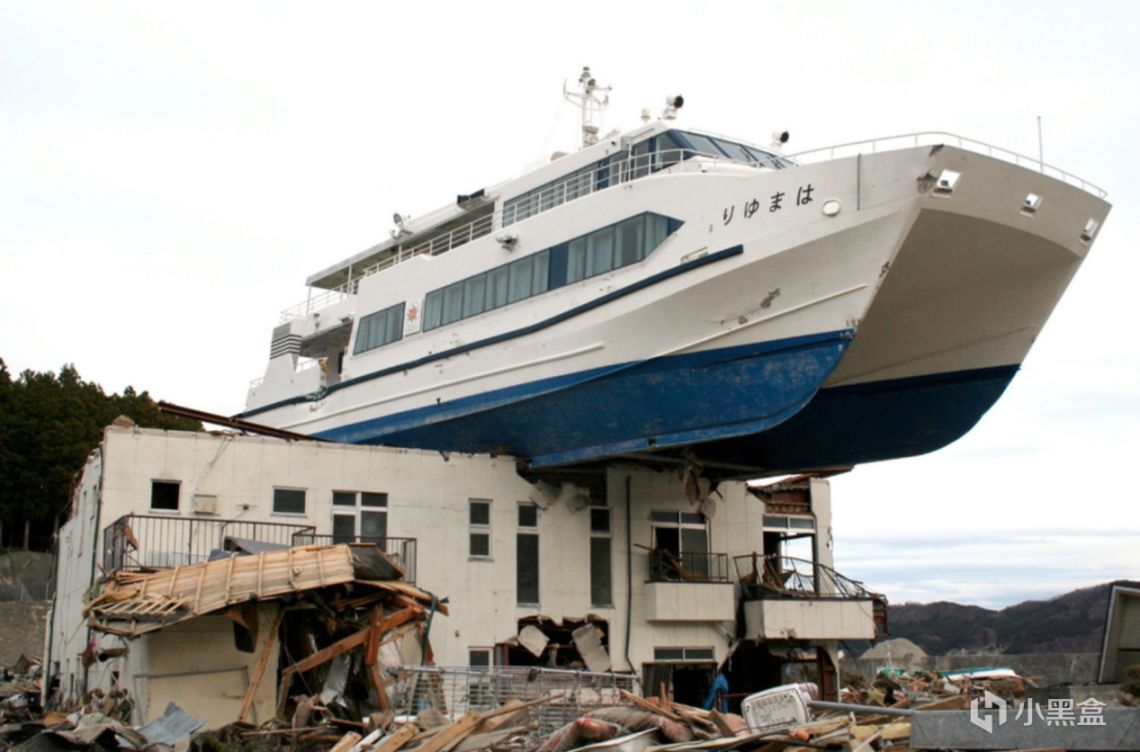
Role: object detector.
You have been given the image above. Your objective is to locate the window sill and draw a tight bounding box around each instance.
[272,511,309,518]
[148,508,180,515]
[468,556,493,562]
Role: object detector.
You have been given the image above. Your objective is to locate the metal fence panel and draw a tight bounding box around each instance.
[392,666,638,739]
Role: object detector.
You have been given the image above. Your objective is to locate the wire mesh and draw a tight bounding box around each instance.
[392,665,638,739]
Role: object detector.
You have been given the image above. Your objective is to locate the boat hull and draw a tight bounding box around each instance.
[314,331,854,465]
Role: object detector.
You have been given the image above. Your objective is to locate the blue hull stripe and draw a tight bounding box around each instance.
[238,244,744,419]
[315,330,855,463]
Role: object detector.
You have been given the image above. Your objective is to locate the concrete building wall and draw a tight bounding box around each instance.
[49,426,858,722]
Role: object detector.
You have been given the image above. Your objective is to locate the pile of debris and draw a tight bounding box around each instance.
[841,667,1024,708]
[190,688,750,752]
[84,542,444,724]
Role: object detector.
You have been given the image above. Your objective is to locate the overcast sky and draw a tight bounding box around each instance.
[2,1,1137,609]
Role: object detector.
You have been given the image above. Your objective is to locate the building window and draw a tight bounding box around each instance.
[590,506,612,606]
[353,302,405,355]
[273,487,306,515]
[517,503,539,605]
[469,499,491,558]
[150,480,180,512]
[469,648,492,667]
[653,646,716,662]
[332,491,388,543]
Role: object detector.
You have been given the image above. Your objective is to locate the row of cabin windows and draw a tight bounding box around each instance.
[422,212,674,332]
[502,129,787,226]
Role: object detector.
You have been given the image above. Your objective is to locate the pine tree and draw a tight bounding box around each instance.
[0,361,202,550]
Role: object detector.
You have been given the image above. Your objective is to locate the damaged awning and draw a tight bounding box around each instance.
[86,543,439,637]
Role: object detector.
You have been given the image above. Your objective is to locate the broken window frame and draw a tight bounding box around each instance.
[272,487,307,515]
[331,490,388,543]
[469,499,492,559]
[517,502,539,605]
[590,505,613,607]
[149,480,180,512]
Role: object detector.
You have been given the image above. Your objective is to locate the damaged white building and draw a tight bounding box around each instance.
[47,424,886,727]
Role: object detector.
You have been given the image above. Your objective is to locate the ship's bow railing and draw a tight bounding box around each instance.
[786,131,1107,198]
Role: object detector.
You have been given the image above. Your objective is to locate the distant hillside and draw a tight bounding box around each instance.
[885,581,1139,655]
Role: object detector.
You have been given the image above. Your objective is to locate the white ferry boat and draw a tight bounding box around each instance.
[241,69,1110,478]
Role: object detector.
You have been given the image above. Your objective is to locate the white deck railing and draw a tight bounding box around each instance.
[786,131,1107,198]
[500,147,769,226]
[279,212,495,322]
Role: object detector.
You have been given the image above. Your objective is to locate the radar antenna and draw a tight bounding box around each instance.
[563,66,611,149]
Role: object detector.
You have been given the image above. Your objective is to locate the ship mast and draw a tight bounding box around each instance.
[563,66,611,149]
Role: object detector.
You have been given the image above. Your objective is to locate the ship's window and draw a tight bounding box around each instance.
[683,133,725,158]
[631,140,652,180]
[532,250,550,295]
[509,255,535,303]
[443,282,464,325]
[353,302,405,355]
[743,145,790,169]
[617,216,645,267]
[587,226,615,277]
[567,237,587,283]
[712,138,753,163]
[424,290,442,330]
[487,266,510,310]
[463,276,486,318]
[654,132,684,171]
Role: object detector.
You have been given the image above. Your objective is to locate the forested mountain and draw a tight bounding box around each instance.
[885,581,1136,655]
[0,360,201,550]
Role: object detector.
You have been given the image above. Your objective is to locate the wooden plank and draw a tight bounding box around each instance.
[284,623,372,676]
[474,699,525,733]
[478,694,559,720]
[619,688,683,722]
[413,712,480,752]
[370,724,418,752]
[238,608,283,724]
[329,731,362,752]
[707,709,736,737]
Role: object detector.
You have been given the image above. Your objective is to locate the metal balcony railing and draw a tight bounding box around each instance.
[647,549,730,583]
[290,533,417,584]
[733,553,884,601]
[102,514,317,574]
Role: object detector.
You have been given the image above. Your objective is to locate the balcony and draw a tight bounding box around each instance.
[102,514,316,574]
[645,550,735,623]
[291,533,417,584]
[734,554,888,641]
